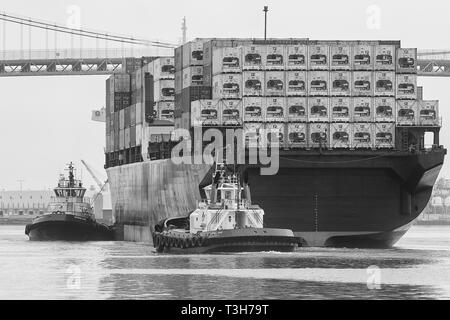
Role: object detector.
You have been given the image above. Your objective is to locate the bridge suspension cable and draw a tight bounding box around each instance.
[0,12,177,49]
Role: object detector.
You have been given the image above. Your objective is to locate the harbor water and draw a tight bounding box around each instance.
[1,225,450,299]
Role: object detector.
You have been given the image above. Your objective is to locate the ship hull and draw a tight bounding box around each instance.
[107,149,446,248]
[25,214,114,241]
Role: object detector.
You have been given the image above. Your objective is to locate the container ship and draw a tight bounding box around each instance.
[104,38,446,248]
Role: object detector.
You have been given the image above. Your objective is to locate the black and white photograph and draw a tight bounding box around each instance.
[1,0,450,307]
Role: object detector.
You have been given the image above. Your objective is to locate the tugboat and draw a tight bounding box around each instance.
[25,163,114,241]
[152,162,297,253]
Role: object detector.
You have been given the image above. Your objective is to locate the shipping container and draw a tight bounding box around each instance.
[114,112,119,133]
[418,100,439,126]
[175,46,183,72]
[375,45,395,71]
[396,48,417,74]
[330,123,351,149]
[119,109,125,130]
[330,97,351,122]
[175,70,183,94]
[374,97,395,122]
[287,123,307,148]
[417,86,423,100]
[212,74,242,99]
[352,123,373,149]
[242,71,264,96]
[114,131,119,151]
[330,71,351,96]
[353,45,374,70]
[374,123,395,149]
[156,101,175,122]
[352,97,373,122]
[263,122,285,147]
[130,104,136,126]
[352,71,373,96]
[265,45,286,70]
[151,57,175,81]
[130,126,136,147]
[136,102,143,124]
[119,129,125,150]
[105,134,111,153]
[125,127,131,149]
[286,97,307,122]
[330,44,352,70]
[308,97,330,122]
[182,40,204,68]
[243,122,263,147]
[396,100,418,126]
[212,47,242,74]
[221,99,243,126]
[396,74,417,100]
[177,86,213,113]
[191,100,221,127]
[374,71,395,97]
[124,107,131,128]
[308,123,329,148]
[154,79,175,102]
[265,71,285,96]
[286,71,307,96]
[308,45,329,70]
[243,97,264,122]
[286,45,308,70]
[136,124,143,146]
[242,45,264,70]
[182,66,204,88]
[309,71,329,96]
[265,97,285,122]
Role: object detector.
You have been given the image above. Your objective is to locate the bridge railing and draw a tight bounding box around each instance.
[418,50,450,60]
[0,47,171,61]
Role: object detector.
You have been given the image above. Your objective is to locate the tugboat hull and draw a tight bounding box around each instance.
[153,228,298,254]
[25,214,113,241]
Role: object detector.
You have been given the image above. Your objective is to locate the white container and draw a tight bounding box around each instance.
[125,127,131,148]
[308,45,329,70]
[105,134,111,153]
[212,74,242,99]
[286,71,307,96]
[182,66,204,89]
[352,97,373,122]
[242,71,264,96]
[330,44,352,70]
[265,97,286,122]
[330,71,351,96]
[151,57,175,81]
[374,45,395,71]
[374,97,395,122]
[286,45,308,70]
[309,71,329,96]
[353,45,374,70]
[396,74,417,100]
[265,71,285,96]
[191,100,221,127]
[212,47,242,74]
[136,124,143,146]
[308,123,330,148]
[154,79,175,102]
[374,123,395,149]
[352,123,374,149]
[374,71,395,97]
[330,97,351,122]
[396,48,417,73]
[243,97,264,122]
[352,71,373,96]
[244,122,263,147]
[119,129,125,150]
[265,45,286,70]
[119,109,125,130]
[418,100,439,126]
[308,97,330,122]
[286,97,307,122]
[396,100,418,126]
[287,123,307,148]
[221,99,243,126]
[330,123,351,149]
[263,122,286,147]
[242,45,264,70]
[156,101,175,121]
[182,40,204,68]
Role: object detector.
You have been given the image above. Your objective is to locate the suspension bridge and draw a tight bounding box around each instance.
[0,12,450,77]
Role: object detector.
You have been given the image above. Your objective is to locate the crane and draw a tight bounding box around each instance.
[81,160,107,191]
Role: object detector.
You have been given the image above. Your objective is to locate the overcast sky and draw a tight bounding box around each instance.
[0,0,450,190]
